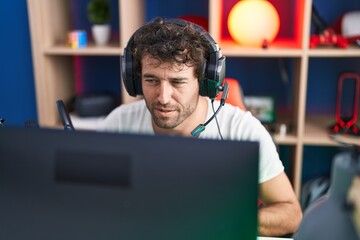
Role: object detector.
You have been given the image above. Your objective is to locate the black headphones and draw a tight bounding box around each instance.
[121,18,226,99]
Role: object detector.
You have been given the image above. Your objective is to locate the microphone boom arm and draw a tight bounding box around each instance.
[191,82,229,137]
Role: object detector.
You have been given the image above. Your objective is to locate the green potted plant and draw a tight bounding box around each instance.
[87,0,111,46]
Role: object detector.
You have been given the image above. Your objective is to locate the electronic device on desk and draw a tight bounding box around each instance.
[66,93,117,131]
[328,72,360,137]
[73,93,117,118]
[0,127,259,240]
[244,95,276,132]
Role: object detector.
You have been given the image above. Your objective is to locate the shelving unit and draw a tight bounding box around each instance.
[27,0,144,128]
[27,0,360,197]
[209,0,360,196]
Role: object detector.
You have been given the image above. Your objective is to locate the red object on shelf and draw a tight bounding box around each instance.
[328,72,360,136]
[220,0,302,47]
[309,28,348,48]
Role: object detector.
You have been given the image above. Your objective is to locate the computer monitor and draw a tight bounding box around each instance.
[0,127,259,240]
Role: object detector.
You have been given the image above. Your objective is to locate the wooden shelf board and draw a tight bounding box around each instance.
[44,42,123,56]
[308,45,360,57]
[273,133,298,145]
[220,41,303,57]
[220,44,360,58]
[303,115,360,146]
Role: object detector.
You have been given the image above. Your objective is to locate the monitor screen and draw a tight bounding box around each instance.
[0,127,259,240]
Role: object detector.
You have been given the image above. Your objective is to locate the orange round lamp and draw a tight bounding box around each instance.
[227,0,280,47]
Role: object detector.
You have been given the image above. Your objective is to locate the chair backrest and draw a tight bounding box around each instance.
[216,78,246,110]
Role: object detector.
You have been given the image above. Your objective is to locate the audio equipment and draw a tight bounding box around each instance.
[74,93,116,117]
[191,81,229,137]
[121,18,226,99]
[56,100,75,131]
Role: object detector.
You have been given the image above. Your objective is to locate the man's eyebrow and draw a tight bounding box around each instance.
[169,77,188,81]
[142,73,158,78]
[142,74,188,81]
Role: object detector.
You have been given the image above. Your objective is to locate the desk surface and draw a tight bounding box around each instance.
[258,237,293,240]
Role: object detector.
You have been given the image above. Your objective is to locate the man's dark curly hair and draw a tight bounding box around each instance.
[129,17,211,82]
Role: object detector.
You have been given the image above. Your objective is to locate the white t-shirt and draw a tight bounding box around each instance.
[99,99,284,183]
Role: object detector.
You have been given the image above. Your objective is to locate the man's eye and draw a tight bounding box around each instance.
[145,79,158,84]
[172,80,185,85]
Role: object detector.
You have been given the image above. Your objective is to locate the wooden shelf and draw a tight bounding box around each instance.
[220,41,303,58]
[304,115,360,146]
[273,133,298,145]
[308,45,360,57]
[44,42,122,56]
[27,0,144,127]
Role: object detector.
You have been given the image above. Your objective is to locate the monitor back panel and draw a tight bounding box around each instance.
[0,127,259,240]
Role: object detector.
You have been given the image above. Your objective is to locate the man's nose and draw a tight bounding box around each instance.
[157,82,173,104]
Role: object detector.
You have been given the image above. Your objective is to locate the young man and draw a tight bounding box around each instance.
[100,17,302,236]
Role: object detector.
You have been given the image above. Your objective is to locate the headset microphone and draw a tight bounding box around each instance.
[191,82,229,137]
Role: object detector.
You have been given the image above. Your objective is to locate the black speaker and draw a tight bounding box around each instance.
[121,18,226,99]
[74,93,117,117]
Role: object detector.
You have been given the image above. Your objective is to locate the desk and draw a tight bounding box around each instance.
[258,237,293,240]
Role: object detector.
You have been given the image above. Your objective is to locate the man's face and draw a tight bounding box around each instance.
[141,55,200,130]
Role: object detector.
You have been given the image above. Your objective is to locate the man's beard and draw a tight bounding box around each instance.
[146,101,198,129]
[152,108,181,129]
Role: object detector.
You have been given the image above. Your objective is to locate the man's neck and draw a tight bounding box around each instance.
[152,97,209,137]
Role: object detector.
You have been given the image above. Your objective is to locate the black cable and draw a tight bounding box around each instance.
[190,82,229,137]
[311,5,328,34]
[199,100,224,129]
[212,100,224,140]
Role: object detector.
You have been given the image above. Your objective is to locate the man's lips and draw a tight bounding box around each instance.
[155,107,176,115]
[156,108,173,112]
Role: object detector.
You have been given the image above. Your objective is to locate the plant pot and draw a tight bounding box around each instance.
[91,24,111,46]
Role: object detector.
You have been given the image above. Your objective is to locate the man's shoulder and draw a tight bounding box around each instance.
[122,98,146,107]
[215,100,270,138]
[100,99,151,132]
[116,99,147,113]
[102,99,148,123]
[219,101,252,121]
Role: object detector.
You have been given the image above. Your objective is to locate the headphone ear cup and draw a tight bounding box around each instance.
[121,49,136,97]
[200,54,226,99]
[122,48,143,96]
